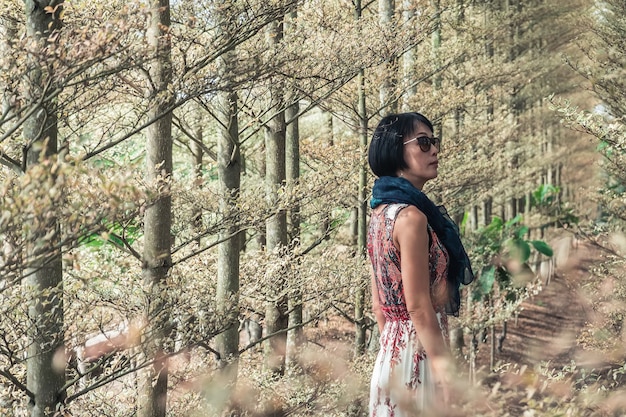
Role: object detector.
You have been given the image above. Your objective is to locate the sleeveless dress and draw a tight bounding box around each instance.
[368,204,449,416]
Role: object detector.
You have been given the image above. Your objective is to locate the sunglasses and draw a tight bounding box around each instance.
[403,136,441,152]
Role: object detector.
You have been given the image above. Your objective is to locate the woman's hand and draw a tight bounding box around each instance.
[431,355,456,409]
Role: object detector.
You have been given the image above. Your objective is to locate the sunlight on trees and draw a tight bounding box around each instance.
[0,0,625,416]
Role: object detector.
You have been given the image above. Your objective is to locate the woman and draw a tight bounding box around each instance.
[367,112,473,415]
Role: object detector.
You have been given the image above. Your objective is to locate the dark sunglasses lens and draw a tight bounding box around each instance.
[417,137,440,152]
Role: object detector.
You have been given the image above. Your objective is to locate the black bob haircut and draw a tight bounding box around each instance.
[368,112,434,178]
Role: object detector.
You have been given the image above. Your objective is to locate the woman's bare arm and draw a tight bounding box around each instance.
[371,270,386,333]
[394,206,452,379]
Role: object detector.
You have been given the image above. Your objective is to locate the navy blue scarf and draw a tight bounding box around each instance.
[370,176,474,316]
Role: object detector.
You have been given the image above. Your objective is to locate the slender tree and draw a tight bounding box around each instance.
[264,15,289,373]
[139,1,173,416]
[284,8,303,370]
[215,25,241,371]
[22,1,65,415]
[379,0,398,112]
[354,0,369,355]
[401,0,417,111]
[431,0,442,93]
[0,10,17,127]
[190,104,204,242]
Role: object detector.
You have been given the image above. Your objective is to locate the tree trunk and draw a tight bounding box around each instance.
[431,0,442,91]
[497,321,507,352]
[285,7,302,368]
[546,134,554,185]
[355,72,368,355]
[506,195,517,221]
[324,110,334,146]
[453,0,466,143]
[469,330,477,384]
[490,324,495,371]
[191,104,204,245]
[353,0,368,356]
[469,205,478,233]
[318,110,333,238]
[379,0,397,112]
[285,98,302,370]
[215,50,241,370]
[264,17,289,374]
[23,2,65,416]
[429,0,443,139]
[482,197,492,226]
[139,1,173,416]
[401,0,417,111]
[213,0,241,374]
[256,138,267,248]
[1,13,17,129]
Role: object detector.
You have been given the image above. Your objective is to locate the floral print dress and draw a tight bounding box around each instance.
[368,204,449,416]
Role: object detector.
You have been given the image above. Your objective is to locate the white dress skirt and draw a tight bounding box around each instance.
[369,316,444,416]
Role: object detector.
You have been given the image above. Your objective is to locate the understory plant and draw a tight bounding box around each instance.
[463,214,554,376]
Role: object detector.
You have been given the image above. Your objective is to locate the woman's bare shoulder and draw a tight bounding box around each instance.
[396,205,427,225]
[394,205,428,244]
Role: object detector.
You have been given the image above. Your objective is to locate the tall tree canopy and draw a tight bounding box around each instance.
[1,0,623,415]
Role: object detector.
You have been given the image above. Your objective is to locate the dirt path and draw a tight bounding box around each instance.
[475,238,602,371]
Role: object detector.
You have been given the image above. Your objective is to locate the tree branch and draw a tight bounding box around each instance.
[237,306,331,355]
[171,113,217,161]
[171,226,251,266]
[108,232,142,261]
[0,150,22,174]
[0,368,33,400]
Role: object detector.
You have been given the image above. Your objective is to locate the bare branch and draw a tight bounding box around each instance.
[0,368,33,400]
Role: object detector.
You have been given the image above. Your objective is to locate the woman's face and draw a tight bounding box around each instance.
[397,122,440,190]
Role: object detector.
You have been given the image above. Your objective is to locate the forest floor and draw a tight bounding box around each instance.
[457,235,626,416]
[472,236,601,372]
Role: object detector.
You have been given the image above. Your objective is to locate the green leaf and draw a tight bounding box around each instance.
[108,234,125,248]
[460,211,470,235]
[77,219,142,249]
[77,234,105,248]
[481,216,503,237]
[92,157,116,169]
[477,266,496,296]
[489,216,503,230]
[505,214,523,229]
[531,240,554,257]
[515,225,529,240]
[508,238,531,262]
[532,184,561,207]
